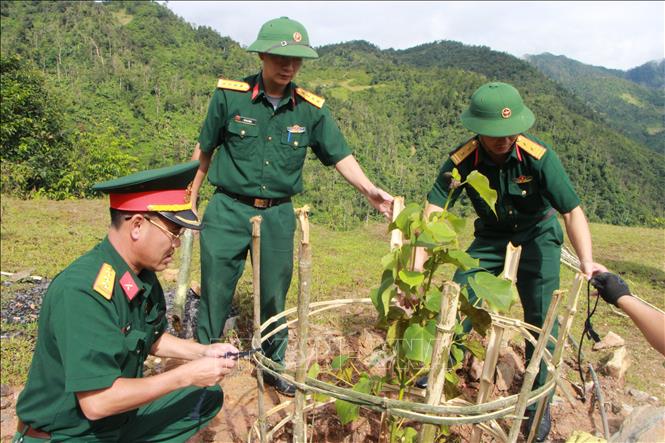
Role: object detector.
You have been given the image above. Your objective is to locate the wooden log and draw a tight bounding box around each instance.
[250,216,266,443]
[171,229,194,337]
[418,281,461,443]
[293,207,311,443]
[507,290,563,442]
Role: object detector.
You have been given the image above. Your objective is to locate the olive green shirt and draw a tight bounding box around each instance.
[198,72,353,198]
[16,237,167,438]
[428,134,580,236]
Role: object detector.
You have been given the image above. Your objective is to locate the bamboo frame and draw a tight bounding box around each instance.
[250,216,266,443]
[293,207,311,443]
[390,196,405,251]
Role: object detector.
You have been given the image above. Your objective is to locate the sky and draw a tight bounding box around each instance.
[162,1,664,71]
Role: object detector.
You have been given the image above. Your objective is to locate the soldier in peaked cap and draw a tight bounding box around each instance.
[414,82,607,441]
[190,17,393,396]
[14,161,238,443]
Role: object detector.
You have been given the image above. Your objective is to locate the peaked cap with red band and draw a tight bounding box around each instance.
[92,160,203,230]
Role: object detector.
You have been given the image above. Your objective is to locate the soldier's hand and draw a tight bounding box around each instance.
[187,356,237,387]
[590,272,631,306]
[367,187,394,220]
[204,343,239,359]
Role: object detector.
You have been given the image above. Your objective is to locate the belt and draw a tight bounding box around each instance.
[217,188,291,209]
[17,420,51,439]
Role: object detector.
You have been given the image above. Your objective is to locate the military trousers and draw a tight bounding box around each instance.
[197,191,295,364]
[455,217,563,410]
[13,385,222,442]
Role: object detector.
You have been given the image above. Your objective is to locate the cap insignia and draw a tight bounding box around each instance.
[119,271,139,301]
[502,107,512,119]
[293,32,302,43]
[93,263,115,301]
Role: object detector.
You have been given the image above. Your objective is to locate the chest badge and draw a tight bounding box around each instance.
[234,115,256,125]
[287,124,306,134]
[120,271,139,301]
[513,175,533,184]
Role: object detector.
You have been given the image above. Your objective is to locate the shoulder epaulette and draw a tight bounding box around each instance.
[517,135,547,160]
[449,138,478,166]
[93,263,115,301]
[216,78,250,92]
[295,87,325,108]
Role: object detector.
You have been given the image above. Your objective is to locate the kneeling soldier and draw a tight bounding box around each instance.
[14,161,238,442]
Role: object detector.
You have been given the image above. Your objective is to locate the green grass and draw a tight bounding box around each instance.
[1,196,663,401]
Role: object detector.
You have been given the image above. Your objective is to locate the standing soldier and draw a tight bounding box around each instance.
[14,161,238,442]
[190,17,393,396]
[415,82,606,441]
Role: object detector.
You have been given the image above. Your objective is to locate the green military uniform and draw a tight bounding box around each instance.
[14,162,221,442]
[195,18,352,366]
[427,83,580,413]
[196,72,352,362]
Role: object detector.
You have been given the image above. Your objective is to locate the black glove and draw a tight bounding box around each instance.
[590,272,631,306]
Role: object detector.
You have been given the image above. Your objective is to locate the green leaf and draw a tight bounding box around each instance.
[402,427,418,443]
[440,249,479,271]
[335,376,371,425]
[380,251,397,271]
[331,355,349,370]
[403,321,436,363]
[424,287,442,313]
[465,170,498,217]
[398,269,425,288]
[307,362,320,379]
[370,270,394,317]
[465,338,486,360]
[443,211,466,233]
[468,272,514,313]
[428,220,457,243]
[386,320,399,346]
[451,167,462,183]
[451,344,464,364]
[459,295,492,337]
[389,202,421,235]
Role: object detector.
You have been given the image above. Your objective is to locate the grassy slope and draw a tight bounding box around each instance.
[1,197,663,400]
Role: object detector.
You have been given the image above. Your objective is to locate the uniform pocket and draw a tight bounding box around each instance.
[508,181,541,214]
[279,128,309,172]
[122,329,146,377]
[226,119,259,160]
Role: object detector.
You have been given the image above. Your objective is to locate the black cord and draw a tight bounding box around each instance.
[577,279,601,402]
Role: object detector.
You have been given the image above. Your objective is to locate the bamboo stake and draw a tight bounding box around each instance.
[527,273,584,443]
[507,290,563,442]
[293,206,311,443]
[502,242,522,283]
[171,229,194,336]
[390,197,405,251]
[418,281,460,443]
[470,324,505,443]
[250,216,266,443]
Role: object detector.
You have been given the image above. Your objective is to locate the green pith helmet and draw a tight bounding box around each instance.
[247,17,318,59]
[460,82,535,137]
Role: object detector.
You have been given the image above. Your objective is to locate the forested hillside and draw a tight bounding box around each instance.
[526,53,664,151]
[1,1,663,227]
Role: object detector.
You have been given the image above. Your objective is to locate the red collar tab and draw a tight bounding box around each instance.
[251,82,260,101]
[120,271,139,301]
[473,146,480,167]
[515,145,523,162]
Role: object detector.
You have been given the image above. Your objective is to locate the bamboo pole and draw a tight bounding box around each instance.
[418,281,460,443]
[502,242,522,283]
[250,216,266,443]
[390,197,405,251]
[293,207,311,443]
[527,273,584,443]
[507,290,563,442]
[171,229,194,337]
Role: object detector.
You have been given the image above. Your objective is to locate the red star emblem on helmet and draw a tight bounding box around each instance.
[501,107,512,119]
[293,32,302,43]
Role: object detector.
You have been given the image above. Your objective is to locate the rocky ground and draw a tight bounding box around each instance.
[1,279,663,442]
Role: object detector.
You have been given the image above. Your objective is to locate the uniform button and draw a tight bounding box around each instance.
[240,130,246,136]
[293,141,299,147]
[267,136,272,141]
[261,185,266,190]
[265,161,270,166]
[508,210,513,215]
[154,330,159,336]
[514,224,518,229]
[521,190,527,196]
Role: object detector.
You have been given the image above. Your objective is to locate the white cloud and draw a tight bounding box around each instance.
[163,1,664,70]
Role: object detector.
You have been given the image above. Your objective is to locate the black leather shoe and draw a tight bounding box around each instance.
[263,372,296,397]
[522,403,551,442]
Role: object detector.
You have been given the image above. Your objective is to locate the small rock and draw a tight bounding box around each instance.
[0,385,12,397]
[621,403,634,417]
[628,388,650,403]
[469,356,483,381]
[649,396,659,404]
[593,331,625,350]
[495,360,516,391]
[610,406,665,442]
[601,346,630,380]
[1,397,12,410]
